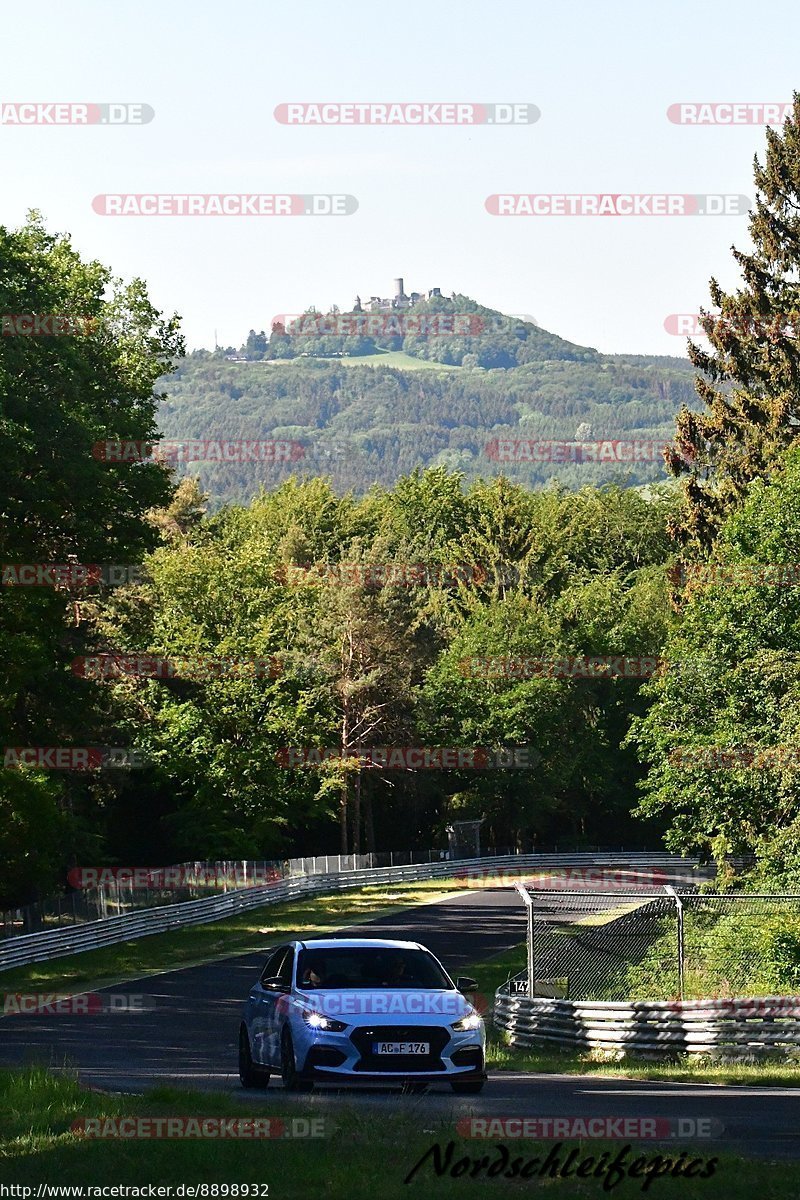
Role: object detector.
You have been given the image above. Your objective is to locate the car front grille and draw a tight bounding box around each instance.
[350,1025,449,1072]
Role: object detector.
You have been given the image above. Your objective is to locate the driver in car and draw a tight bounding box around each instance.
[300,960,325,988]
[380,956,408,986]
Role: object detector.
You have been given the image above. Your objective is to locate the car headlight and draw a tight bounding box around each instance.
[451,1011,483,1031]
[302,1008,347,1032]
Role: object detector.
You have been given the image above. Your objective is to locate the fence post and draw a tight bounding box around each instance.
[515,883,535,999]
[665,885,684,1002]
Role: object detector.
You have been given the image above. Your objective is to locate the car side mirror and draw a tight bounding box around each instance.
[455,976,478,993]
[260,975,291,992]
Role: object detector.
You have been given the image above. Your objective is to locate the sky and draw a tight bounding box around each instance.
[1,1,798,356]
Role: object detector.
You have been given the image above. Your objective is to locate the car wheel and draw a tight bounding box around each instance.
[239,1025,269,1089]
[281,1028,314,1092]
[450,1080,485,1094]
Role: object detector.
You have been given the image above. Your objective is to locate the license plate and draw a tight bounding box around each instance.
[373,1041,430,1055]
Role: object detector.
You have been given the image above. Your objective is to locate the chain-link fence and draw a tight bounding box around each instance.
[513,888,800,1002]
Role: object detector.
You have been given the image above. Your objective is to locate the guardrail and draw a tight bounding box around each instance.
[1,844,678,938]
[1,849,452,937]
[0,852,702,973]
[494,989,800,1060]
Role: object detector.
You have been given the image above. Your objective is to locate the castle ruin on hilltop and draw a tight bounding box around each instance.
[354,278,443,313]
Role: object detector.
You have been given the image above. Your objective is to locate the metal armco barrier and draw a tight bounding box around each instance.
[0,852,700,972]
[494,989,800,1060]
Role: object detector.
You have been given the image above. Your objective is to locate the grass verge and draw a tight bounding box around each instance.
[0,1067,796,1196]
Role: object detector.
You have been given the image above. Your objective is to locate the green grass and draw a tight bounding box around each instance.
[261,350,463,372]
[337,350,463,371]
[468,943,800,1087]
[0,881,461,1000]
[1,1067,798,1196]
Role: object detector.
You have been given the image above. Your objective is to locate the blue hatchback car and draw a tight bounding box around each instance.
[239,937,486,1092]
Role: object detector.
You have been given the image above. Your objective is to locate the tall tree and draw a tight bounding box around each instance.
[668,95,800,552]
[296,554,418,855]
[627,448,800,862]
[0,213,183,898]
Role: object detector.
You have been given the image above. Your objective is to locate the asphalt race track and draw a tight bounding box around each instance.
[1,887,799,1160]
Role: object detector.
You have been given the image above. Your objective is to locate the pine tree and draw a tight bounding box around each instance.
[668,94,800,552]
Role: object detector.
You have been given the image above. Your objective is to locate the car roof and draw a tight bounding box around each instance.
[292,937,425,951]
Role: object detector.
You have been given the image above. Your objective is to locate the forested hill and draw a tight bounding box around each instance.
[248,294,599,367]
[156,301,697,505]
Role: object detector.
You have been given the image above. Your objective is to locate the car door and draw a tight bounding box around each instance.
[250,945,288,1066]
[263,945,295,1066]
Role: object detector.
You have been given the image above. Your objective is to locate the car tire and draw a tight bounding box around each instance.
[281,1028,314,1092]
[239,1025,269,1089]
[450,1080,485,1094]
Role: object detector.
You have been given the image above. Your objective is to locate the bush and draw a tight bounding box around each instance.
[623,907,800,1000]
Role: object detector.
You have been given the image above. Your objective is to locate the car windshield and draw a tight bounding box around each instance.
[296,947,452,990]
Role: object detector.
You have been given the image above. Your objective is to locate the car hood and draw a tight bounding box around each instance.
[296,987,476,1022]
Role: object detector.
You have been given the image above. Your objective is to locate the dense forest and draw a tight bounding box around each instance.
[157,348,697,505]
[4,103,800,909]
